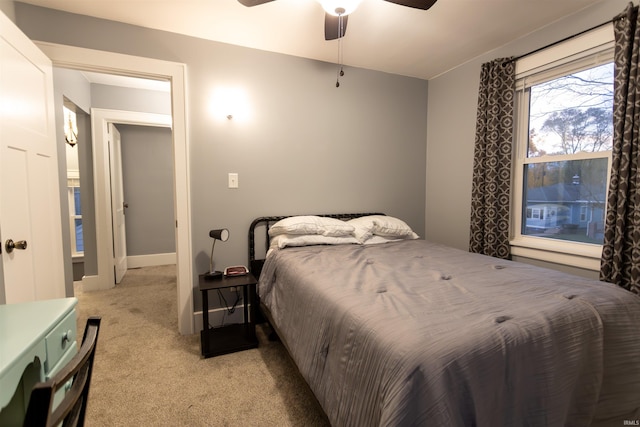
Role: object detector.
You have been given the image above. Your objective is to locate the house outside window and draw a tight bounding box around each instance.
[511,26,614,270]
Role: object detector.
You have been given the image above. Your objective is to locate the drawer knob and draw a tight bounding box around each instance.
[61,329,73,346]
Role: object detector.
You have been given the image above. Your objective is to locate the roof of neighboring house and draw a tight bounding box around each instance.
[526,182,606,204]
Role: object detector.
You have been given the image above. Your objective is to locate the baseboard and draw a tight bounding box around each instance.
[192,306,249,332]
[81,275,109,292]
[127,253,176,268]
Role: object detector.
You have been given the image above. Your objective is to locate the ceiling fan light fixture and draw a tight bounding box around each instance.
[317,0,361,16]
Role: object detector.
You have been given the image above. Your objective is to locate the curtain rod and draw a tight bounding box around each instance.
[511,18,614,63]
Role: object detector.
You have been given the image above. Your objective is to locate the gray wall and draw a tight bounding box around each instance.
[425,0,626,279]
[91,84,171,116]
[54,67,90,112]
[14,3,428,310]
[53,68,98,280]
[0,0,13,21]
[117,124,175,256]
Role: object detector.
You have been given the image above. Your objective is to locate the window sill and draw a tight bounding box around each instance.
[509,237,601,271]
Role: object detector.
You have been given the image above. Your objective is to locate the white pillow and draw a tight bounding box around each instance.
[269,216,354,237]
[347,216,376,243]
[372,215,418,238]
[348,215,419,242]
[269,234,359,249]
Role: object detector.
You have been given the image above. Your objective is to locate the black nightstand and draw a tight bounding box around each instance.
[198,273,258,358]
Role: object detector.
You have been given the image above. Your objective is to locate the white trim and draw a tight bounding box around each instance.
[127,253,176,269]
[510,221,607,273]
[516,25,614,78]
[193,307,245,333]
[35,42,194,335]
[80,275,102,292]
[510,243,601,271]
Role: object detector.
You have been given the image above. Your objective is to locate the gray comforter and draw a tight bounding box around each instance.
[258,240,640,427]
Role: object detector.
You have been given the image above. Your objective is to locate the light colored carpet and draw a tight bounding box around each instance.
[74,265,330,426]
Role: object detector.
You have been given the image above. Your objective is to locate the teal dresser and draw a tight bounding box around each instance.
[0,298,78,426]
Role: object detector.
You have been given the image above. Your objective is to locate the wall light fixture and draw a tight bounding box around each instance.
[210,87,250,122]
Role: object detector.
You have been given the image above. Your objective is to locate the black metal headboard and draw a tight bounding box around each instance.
[248,213,385,278]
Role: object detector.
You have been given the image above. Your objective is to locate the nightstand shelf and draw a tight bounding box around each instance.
[201,323,257,357]
[198,273,258,358]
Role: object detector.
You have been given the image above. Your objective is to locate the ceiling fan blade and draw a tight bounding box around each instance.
[325,13,349,41]
[383,0,437,10]
[237,0,276,6]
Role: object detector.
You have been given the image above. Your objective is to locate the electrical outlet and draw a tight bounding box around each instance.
[228,173,238,189]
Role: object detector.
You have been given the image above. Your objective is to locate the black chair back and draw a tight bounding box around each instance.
[24,316,101,427]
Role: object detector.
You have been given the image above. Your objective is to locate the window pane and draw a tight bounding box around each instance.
[74,187,82,215]
[522,158,608,244]
[527,63,613,157]
[75,218,84,253]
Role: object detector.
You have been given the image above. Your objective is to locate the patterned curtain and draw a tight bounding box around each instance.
[600,3,640,295]
[469,58,515,259]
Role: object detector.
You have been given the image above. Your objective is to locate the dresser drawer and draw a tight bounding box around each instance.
[46,340,77,380]
[44,309,77,375]
[47,343,77,410]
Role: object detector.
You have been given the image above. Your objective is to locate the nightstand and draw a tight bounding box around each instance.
[198,273,258,358]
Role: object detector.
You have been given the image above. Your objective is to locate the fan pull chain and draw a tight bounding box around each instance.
[336,13,345,88]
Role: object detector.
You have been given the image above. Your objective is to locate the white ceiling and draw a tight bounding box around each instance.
[20,0,606,80]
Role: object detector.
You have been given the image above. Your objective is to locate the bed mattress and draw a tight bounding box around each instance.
[258,239,640,426]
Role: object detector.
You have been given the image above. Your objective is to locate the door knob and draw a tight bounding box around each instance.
[5,239,27,253]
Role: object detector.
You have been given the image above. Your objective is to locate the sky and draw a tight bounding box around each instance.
[528,62,613,155]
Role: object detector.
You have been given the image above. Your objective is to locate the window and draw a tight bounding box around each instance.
[580,205,588,222]
[68,178,83,256]
[511,26,614,269]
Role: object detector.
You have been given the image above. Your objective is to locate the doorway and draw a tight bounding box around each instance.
[92,109,174,286]
[59,73,177,311]
[39,42,194,335]
[115,123,175,271]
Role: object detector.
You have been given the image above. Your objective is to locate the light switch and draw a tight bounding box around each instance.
[228,173,239,189]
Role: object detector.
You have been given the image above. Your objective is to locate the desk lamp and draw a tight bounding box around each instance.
[205,228,229,280]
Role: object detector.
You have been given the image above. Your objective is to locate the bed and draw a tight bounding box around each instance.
[249,213,640,427]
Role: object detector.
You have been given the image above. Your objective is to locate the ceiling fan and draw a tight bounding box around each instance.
[238,0,438,40]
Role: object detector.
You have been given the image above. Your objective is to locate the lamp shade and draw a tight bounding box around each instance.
[209,229,229,241]
[205,228,229,280]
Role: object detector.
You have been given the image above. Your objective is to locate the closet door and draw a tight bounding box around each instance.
[0,11,65,303]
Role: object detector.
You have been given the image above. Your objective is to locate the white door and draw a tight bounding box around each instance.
[108,123,127,283]
[0,12,65,303]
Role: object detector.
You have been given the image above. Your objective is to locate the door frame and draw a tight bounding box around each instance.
[36,41,194,335]
[90,109,172,289]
